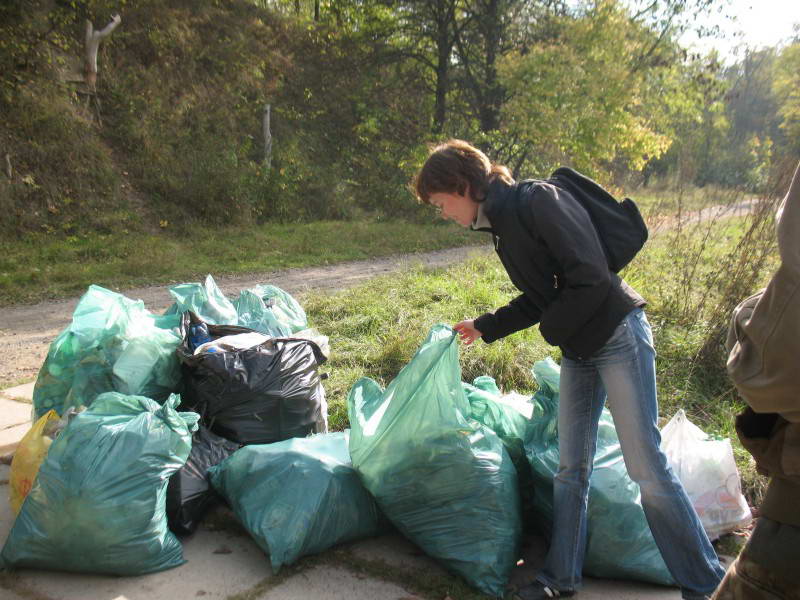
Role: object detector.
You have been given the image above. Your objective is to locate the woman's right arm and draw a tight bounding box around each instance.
[472,293,541,343]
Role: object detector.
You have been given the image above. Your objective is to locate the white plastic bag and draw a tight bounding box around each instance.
[660,409,752,540]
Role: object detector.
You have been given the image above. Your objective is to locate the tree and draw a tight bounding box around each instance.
[400,0,466,134]
[453,0,565,134]
[83,13,121,92]
[773,41,800,156]
[498,0,681,178]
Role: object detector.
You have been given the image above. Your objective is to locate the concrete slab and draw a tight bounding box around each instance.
[0,398,32,429]
[0,423,30,456]
[0,488,273,600]
[0,390,35,455]
[348,532,451,574]
[348,529,682,600]
[0,383,34,404]
[260,565,423,600]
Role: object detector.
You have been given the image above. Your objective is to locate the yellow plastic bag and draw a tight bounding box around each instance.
[9,410,59,514]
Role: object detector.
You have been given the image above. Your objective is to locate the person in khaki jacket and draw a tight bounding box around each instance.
[712,159,800,600]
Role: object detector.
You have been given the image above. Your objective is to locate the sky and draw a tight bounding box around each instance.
[680,0,800,61]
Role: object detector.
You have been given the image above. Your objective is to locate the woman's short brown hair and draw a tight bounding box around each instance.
[413,139,513,204]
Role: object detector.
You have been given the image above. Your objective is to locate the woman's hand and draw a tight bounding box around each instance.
[453,319,483,345]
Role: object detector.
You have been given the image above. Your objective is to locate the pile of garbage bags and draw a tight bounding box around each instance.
[4,286,750,597]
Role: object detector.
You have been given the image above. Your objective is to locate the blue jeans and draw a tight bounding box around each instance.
[535,309,725,599]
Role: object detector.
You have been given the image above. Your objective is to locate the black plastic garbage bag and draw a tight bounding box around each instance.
[167,425,241,536]
[177,312,327,445]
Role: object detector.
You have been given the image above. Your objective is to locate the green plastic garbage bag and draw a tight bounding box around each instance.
[233,289,293,337]
[208,431,385,572]
[32,285,183,419]
[463,376,538,528]
[463,376,534,465]
[1,393,198,575]
[164,274,238,325]
[523,358,674,586]
[234,284,307,335]
[347,324,520,598]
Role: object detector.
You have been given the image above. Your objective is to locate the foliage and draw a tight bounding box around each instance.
[2,0,798,237]
[773,41,800,155]
[0,82,129,235]
[499,1,677,179]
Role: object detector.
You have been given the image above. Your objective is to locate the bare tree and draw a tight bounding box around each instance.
[84,14,121,93]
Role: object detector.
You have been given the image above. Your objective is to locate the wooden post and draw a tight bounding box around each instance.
[263,104,273,172]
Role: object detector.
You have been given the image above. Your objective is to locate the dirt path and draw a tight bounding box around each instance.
[0,197,763,388]
[0,244,493,387]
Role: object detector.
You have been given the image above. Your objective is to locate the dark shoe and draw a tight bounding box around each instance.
[513,582,575,600]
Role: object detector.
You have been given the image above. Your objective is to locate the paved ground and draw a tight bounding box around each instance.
[0,383,716,600]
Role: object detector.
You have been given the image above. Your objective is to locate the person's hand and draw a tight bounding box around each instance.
[453,319,482,345]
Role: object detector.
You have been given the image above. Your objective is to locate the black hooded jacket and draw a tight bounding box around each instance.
[472,177,645,359]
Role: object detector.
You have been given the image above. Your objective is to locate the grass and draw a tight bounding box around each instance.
[301,252,555,431]
[222,546,490,600]
[0,220,478,306]
[633,182,751,216]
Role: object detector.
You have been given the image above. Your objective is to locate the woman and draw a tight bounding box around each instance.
[413,140,725,600]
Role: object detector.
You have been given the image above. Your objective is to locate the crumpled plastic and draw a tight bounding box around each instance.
[9,410,60,514]
[660,409,752,540]
[234,284,308,336]
[462,376,538,528]
[32,285,183,419]
[167,425,241,536]
[164,275,308,337]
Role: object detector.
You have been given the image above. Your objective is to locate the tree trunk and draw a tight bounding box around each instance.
[433,27,451,134]
[479,0,502,133]
[431,0,459,135]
